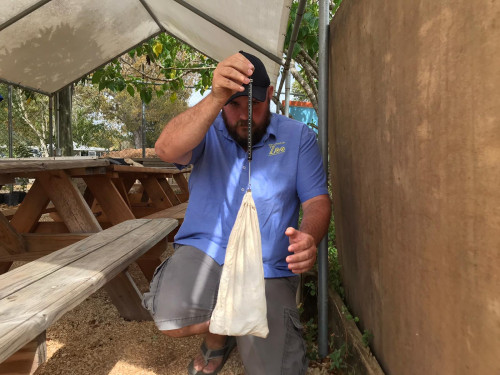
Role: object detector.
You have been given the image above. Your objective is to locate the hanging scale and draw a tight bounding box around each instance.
[247,79,253,191]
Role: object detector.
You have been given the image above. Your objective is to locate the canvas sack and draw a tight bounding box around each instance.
[209,190,269,338]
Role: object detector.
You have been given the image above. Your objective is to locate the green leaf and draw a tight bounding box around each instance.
[169,92,177,102]
[116,79,126,92]
[98,80,106,91]
[140,88,153,104]
[92,70,103,84]
[126,85,135,97]
[303,12,315,25]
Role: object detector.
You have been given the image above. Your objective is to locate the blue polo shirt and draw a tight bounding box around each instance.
[174,112,328,278]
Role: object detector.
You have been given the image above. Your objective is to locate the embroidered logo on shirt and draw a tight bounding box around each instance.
[268,142,286,156]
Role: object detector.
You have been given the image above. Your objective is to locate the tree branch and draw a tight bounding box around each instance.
[272,95,284,114]
[298,48,318,79]
[118,57,214,83]
[292,58,318,107]
[15,90,43,141]
[290,65,318,114]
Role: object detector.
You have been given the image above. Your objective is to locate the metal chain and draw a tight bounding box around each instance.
[247,79,253,190]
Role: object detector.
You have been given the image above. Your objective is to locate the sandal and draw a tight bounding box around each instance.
[187,336,237,375]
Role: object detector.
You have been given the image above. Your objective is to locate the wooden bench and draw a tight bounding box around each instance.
[0,218,178,373]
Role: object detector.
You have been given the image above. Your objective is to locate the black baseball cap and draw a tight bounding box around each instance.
[225,51,271,105]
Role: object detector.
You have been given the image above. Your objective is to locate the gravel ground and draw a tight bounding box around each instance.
[32,258,329,374]
[33,252,247,375]
[1,205,330,375]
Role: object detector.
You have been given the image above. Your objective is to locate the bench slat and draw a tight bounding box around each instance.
[0,218,177,364]
[0,220,150,299]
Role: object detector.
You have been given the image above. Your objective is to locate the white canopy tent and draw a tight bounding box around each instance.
[0,0,333,359]
[0,0,291,94]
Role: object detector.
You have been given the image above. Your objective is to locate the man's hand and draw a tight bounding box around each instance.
[155,52,255,164]
[211,53,254,105]
[285,227,317,274]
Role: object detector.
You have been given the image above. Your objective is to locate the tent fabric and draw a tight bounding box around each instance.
[0,0,291,95]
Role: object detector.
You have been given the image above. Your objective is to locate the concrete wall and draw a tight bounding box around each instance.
[328,1,500,374]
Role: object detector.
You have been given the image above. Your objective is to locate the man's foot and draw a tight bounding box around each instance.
[188,334,236,375]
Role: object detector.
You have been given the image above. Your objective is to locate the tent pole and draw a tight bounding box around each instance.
[0,0,52,33]
[318,0,330,358]
[142,65,146,158]
[7,85,13,159]
[7,85,13,193]
[142,100,146,158]
[284,71,291,117]
[55,92,61,156]
[49,95,53,156]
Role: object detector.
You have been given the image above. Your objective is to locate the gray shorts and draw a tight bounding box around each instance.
[142,245,308,375]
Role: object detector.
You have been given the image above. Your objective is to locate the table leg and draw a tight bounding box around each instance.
[173,173,189,202]
[0,332,46,375]
[38,171,151,321]
[0,213,25,274]
[112,178,132,207]
[158,177,181,206]
[105,271,152,321]
[84,175,135,225]
[37,171,101,233]
[10,179,50,233]
[139,177,172,210]
[84,175,163,284]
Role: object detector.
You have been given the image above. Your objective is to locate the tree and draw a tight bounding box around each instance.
[101,87,190,149]
[277,0,343,119]
[90,34,216,105]
[72,85,126,151]
[0,84,51,156]
[0,85,9,150]
[85,34,214,150]
[89,2,342,119]
[0,83,134,156]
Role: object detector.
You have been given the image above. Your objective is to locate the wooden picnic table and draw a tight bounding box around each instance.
[0,157,191,374]
[0,157,190,313]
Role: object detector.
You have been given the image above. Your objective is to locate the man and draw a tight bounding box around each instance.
[144,51,331,374]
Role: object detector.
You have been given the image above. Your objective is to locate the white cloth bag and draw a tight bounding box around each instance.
[209,190,269,338]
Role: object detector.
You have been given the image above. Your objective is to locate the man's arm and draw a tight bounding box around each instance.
[285,194,332,274]
[155,53,255,165]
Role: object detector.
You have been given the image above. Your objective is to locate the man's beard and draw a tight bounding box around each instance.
[222,107,271,150]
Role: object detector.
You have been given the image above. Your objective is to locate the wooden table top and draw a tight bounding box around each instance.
[0,158,110,174]
[109,164,187,175]
[0,158,190,180]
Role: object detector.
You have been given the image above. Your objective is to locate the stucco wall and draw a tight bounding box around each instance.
[328,1,500,374]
